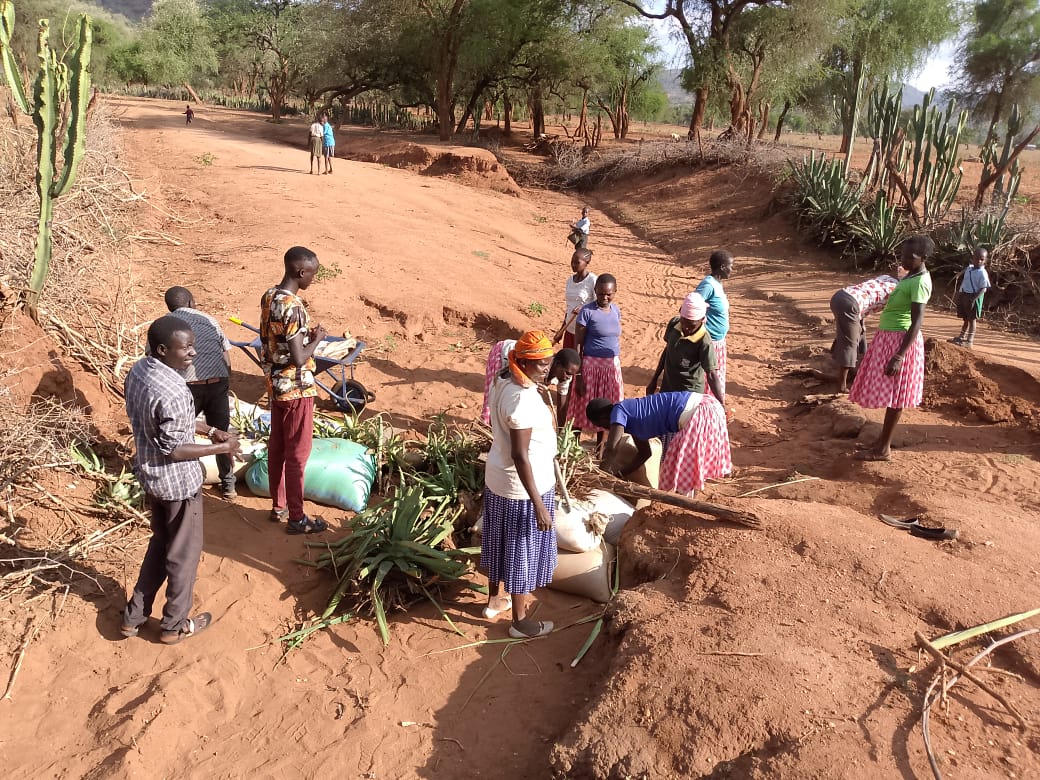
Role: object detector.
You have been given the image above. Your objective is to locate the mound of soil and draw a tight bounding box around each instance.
[923,338,1040,428]
[550,503,1040,779]
[345,138,521,196]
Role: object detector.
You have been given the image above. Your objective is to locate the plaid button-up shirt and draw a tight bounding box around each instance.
[125,356,203,501]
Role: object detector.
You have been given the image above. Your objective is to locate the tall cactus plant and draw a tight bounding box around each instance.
[0,0,92,317]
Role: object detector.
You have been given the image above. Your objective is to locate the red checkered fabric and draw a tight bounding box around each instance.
[480,340,513,425]
[566,355,624,431]
[849,329,925,409]
[659,394,732,495]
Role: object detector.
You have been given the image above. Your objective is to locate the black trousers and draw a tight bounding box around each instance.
[189,378,232,486]
[124,491,203,632]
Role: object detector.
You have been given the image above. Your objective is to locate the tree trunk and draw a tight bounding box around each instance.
[530,85,545,138]
[503,89,512,135]
[436,69,454,141]
[688,87,708,136]
[575,89,589,140]
[757,101,770,140]
[183,82,202,103]
[774,100,791,142]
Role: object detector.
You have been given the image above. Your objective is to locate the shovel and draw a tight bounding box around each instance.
[879,514,958,541]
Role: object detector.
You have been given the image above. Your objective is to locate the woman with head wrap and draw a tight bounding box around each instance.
[481,342,581,427]
[566,274,623,439]
[481,331,559,638]
[646,292,725,404]
[586,391,731,497]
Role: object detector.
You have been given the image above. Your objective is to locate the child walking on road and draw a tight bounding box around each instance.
[951,247,991,348]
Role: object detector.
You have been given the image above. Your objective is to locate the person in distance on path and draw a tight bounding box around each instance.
[308,114,325,174]
[321,115,335,174]
[951,247,991,349]
[567,206,590,249]
[121,316,242,644]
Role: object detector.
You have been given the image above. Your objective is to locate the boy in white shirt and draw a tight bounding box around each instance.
[952,247,991,348]
[308,115,325,174]
[567,206,591,248]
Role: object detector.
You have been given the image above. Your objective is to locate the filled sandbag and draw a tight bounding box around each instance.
[196,436,261,485]
[582,489,635,546]
[554,498,605,553]
[246,437,376,512]
[613,434,661,489]
[548,540,616,603]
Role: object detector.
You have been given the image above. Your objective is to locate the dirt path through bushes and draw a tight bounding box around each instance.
[1,98,1038,779]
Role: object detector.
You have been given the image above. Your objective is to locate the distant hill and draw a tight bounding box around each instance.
[95,0,150,21]
[658,68,692,106]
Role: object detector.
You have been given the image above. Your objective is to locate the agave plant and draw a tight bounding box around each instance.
[789,152,864,247]
[291,484,483,647]
[850,191,904,267]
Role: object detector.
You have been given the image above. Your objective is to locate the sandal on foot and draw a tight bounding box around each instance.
[509,621,554,639]
[483,597,512,619]
[120,622,142,638]
[268,509,289,523]
[160,612,212,645]
[286,516,328,535]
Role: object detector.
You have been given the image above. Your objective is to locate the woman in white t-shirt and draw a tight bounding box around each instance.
[554,248,597,350]
[481,330,559,638]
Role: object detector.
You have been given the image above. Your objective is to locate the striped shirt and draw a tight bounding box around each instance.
[168,307,230,382]
[124,356,203,501]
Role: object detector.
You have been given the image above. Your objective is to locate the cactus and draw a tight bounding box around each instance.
[978,104,1026,210]
[0,1,92,316]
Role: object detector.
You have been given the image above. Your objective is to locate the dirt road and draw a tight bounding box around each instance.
[1,98,1038,779]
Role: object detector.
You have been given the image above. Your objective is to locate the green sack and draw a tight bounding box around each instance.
[246,437,376,513]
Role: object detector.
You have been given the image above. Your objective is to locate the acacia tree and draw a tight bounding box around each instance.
[112,0,218,93]
[251,0,307,120]
[952,0,1040,147]
[826,0,955,166]
[727,0,833,141]
[616,0,777,137]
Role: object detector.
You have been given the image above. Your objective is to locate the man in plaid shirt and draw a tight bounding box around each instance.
[121,316,242,645]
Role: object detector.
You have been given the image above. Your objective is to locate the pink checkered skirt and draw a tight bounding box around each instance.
[849,329,924,409]
[659,394,732,496]
[480,341,509,425]
[567,355,624,431]
[711,339,727,396]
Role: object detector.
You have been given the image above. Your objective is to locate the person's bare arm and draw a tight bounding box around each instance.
[646,348,666,395]
[287,324,328,367]
[574,323,587,396]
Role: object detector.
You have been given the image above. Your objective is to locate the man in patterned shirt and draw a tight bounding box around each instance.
[122,316,242,644]
[260,246,328,534]
[165,286,236,500]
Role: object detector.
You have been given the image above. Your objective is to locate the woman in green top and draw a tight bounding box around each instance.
[646,291,725,404]
[849,236,934,461]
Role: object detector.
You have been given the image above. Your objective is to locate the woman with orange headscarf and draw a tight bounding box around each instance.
[481,330,558,638]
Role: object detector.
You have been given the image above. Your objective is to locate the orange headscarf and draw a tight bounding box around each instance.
[508,330,554,387]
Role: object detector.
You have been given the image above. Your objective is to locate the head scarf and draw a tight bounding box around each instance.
[679,292,707,321]
[508,330,554,387]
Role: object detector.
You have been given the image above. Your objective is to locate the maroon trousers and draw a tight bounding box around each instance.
[268,396,314,520]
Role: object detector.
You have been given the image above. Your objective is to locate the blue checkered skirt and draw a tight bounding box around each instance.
[481,488,557,594]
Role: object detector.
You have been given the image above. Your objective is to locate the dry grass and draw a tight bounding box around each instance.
[0,102,146,394]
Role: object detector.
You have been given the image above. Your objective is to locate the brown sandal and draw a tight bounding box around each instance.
[161,612,212,645]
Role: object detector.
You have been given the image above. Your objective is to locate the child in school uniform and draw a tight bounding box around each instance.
[951,247,991,348]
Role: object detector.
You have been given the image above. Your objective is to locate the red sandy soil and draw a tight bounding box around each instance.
[1,98,1038,779]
